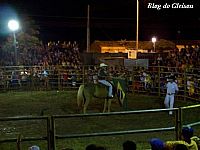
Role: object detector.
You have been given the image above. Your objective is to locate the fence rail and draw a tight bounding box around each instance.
[0,116,51,150]
[0,65,200,103]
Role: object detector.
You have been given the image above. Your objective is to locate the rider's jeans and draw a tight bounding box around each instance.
[98,80,113,97]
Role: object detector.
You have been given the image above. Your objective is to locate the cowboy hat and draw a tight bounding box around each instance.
[100,63,108,67]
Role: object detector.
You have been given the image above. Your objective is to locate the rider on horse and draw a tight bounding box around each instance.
[98,63,113,98]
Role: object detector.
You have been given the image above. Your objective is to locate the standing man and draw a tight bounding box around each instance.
[164,76,179,115]
[98,63,113,98]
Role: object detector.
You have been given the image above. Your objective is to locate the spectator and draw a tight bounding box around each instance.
[187,76,195,96]
[86,144,97,150]
[123,140,137,150]
[150,138,165,150]
[28,145,40,150]
[42,68,49,89]
[71,71,77,87]
[10,71,21,87]
[165,126,198,150]
[191,136,200,150]
[157,54,163,66]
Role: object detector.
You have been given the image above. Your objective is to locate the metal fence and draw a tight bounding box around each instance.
[0,116,51,149]
[128,66,200,102]
[0,105,200,150]
[0,65,200,102]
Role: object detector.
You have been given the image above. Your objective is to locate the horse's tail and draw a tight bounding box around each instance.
[77,84,85,107]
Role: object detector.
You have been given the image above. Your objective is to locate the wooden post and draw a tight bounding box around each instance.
[51,116,56,150]
[16,134,22,150]
[184,68,187,101]
[47,117,51,150]
[57,66,61,91]
[132,66,135,95]
[176,108,183,140]
[158,66,161,97]
[83,65,85,85]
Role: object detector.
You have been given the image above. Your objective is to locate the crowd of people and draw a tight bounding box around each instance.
[132,45,200,99]
[153,45,200,71]
[0,41,200,99]
[0,41,83,89]
[28,127,199,150]
[148,126,200,150]
[0,41,82,67]
[86,127,197,150]
[0,45,199,103]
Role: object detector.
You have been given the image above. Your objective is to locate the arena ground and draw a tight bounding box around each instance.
[0,91,199,150]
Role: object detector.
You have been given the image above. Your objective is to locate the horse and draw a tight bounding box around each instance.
[77,77,127,113]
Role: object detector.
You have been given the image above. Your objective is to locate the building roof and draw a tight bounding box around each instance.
[90,40,153,52]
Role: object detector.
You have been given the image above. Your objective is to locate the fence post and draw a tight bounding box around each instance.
[47,117,51,150]
[158,66,161,97]
[83,65,85,85]
[175,108,183,140]
[57,66,61,91]
[50,116,56,150]
[16,134,22,150]
[123,78,128,111]
[132,66,135,94]
[184,68,187,101]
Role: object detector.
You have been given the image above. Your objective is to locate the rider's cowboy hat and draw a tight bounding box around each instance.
[100,63,108,67]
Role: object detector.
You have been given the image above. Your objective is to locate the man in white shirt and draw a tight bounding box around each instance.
[164,77,179,115]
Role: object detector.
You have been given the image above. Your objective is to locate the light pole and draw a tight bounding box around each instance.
[86,4,90,53]
[8,19,19,65]
[136,0,139,51]
[152,37,156,52]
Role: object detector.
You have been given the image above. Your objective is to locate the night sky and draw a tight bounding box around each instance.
[0,0,200,43]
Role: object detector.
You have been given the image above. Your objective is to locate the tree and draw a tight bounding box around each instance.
[139,39,176,51]
[1,16,42,65]
[156,39,176,51]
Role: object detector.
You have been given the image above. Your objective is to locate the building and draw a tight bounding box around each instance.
[90,40,150,59]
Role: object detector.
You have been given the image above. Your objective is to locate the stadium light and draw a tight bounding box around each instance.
[152,37,157,52]
[8,19,20,65]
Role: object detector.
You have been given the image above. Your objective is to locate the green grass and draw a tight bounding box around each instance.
[0,91,199,150]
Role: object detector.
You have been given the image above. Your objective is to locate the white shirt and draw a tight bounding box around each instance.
[166,81,179,94]
[43,70,48,77]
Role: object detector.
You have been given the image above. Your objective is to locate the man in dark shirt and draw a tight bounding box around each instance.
[98,63,113,98]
